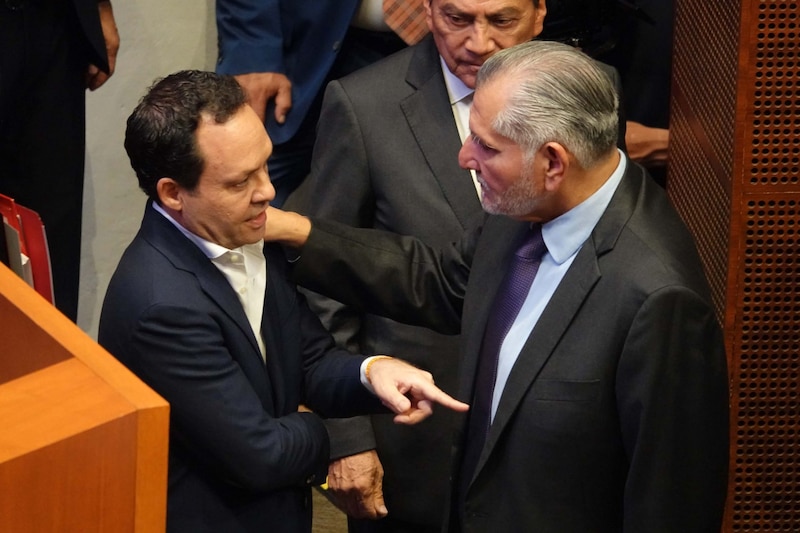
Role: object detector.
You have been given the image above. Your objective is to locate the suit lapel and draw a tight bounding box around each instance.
[479,241,601,473]
[459,219,529,402]
[470,161,642,479]
[400,38,481,230]
[260,250,287,414]
[140,206,264,362]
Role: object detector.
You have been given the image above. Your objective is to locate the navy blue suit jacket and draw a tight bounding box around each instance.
[215,1,359,144]
[98,205,382,533]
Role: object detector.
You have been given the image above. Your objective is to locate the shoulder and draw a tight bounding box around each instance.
[337,37,438,93]
[590,165,712,296]
[339,49,414,90]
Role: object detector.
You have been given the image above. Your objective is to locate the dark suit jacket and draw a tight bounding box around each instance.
[291,158,730,532]
[72,0,110,72]
[287,34,480,527]
[98,205,382,533]
[287,35,629,527]
[215,0,359,144]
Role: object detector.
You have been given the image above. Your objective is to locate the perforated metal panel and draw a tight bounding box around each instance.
[734,197,800,531]
[670,0,800,530]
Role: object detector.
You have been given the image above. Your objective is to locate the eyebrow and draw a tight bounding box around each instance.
[469,131,492,149]
[439,3,524,19]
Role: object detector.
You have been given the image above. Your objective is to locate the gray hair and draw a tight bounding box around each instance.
[476,40,619,168]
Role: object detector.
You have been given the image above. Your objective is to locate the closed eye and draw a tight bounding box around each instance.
[470,134,496,153]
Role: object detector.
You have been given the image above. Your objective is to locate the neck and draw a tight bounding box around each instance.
[562,149,621,211]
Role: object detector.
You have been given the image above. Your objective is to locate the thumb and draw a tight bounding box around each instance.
[273,84,292,124]
[375,491,388,517]
[377,384,412,414]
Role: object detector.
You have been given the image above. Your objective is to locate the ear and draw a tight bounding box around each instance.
[424,0,434,31]
[156,177,183,212]
[541,142,569,192]
[532,1,548,37]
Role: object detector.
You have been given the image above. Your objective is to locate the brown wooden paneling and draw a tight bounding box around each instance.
[670,0,800,530]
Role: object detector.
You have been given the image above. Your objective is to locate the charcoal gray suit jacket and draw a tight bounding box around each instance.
[291,158,729,532]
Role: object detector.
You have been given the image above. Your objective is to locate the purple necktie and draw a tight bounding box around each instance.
[459,224,547,502]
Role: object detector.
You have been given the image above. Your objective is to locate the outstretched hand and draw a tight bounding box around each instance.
[264,206,311,247]
[367,357,469,424]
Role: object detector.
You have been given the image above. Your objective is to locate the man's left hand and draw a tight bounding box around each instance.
[326,450,387,519]
[87,1,120,91]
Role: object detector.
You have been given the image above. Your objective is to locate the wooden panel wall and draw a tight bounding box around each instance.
[669,0,800,530]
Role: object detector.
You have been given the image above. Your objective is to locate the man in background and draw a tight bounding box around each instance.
[215,1,417,206]
[0,0,120,320]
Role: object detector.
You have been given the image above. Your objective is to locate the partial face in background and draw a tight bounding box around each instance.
[174,105,275,249]
[425,0,546,88]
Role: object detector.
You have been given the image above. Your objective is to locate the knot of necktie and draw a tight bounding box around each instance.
[514,224,547,262]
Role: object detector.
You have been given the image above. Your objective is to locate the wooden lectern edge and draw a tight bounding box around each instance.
[1,263,167,411]
[1,263,170,531]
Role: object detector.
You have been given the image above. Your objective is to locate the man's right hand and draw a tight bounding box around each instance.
[327,450,388,520]
[234,72,292,124]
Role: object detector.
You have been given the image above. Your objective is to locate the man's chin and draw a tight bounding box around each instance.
[455,66,480,88]
[479,198,500,215]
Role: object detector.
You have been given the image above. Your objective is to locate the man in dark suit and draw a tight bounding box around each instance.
[0,0,119,321]
[266,41,729,531]
[286,1,624,531]
[97,70,466,533]
[215,1,407,205]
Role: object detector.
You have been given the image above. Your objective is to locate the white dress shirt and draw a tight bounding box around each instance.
[441,57,481,198]
[152,202,268,361]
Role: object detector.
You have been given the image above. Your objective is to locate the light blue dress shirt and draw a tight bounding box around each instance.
[490,151,628,421]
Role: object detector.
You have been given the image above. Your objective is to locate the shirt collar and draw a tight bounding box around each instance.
[542,150,627,264]
[152,201,257,260]
[440,56,474,105]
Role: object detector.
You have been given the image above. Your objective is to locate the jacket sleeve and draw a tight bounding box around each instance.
[286,78,385,459]
[616,286,729,531]
[216,0,285,75]
[287,79,375,353]
[129,301,330,491]
[292,217,477,335]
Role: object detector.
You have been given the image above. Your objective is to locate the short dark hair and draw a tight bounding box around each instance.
[124,70,246,201]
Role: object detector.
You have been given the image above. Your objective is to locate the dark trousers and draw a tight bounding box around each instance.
[0,0,88,320]
[349,516,441,533]
[269,27,406,207]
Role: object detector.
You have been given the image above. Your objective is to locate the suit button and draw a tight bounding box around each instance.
[332,40,342,51]
[306,475,316,485]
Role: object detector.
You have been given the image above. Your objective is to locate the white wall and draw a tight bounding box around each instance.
[79,0,218,337]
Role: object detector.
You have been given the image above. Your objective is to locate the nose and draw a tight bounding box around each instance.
[464,22,497,57]
[253,167,276,204]
[458,138,477,171]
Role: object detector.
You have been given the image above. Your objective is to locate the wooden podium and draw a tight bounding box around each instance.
[0,263,169,532]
